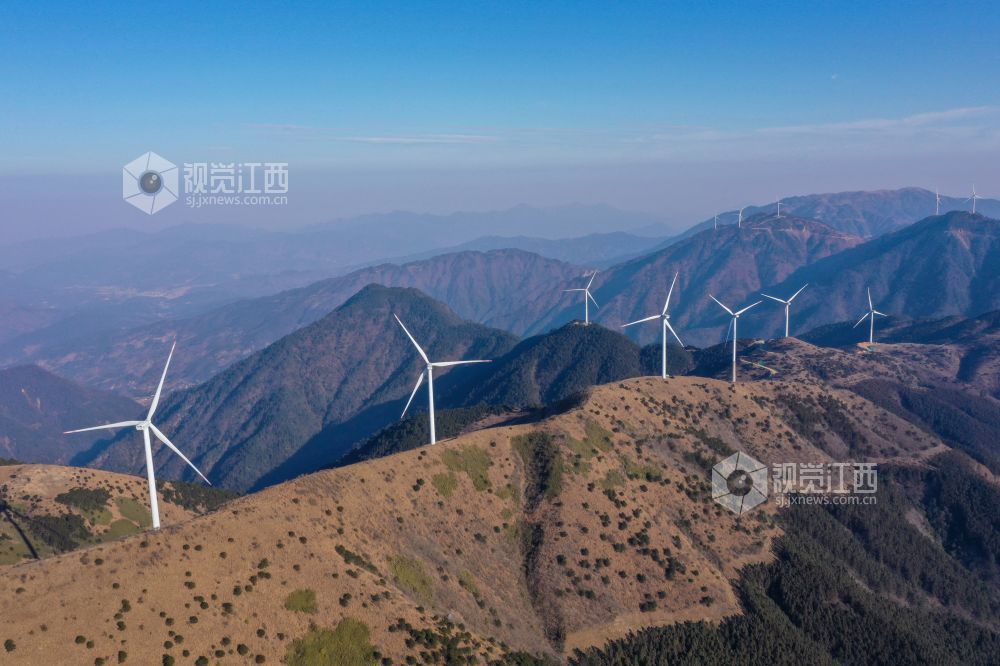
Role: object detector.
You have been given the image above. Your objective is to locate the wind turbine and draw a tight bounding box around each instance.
[935,187,941,215]
[622,272,684,379]
[775,199,785,218]
[738,206,746,228]
[396,315,491,445]
[852,287,888,345]
[964,184,983,214]
[563,271,599,324]
[710,296,762,383]
[761,284,808,338]
[714,214,718,230]
[64,342,209,531]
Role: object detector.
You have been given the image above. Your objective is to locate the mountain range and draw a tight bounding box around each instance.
[74,285,518,492]
[3,373,982,664]
[0,249,580,396]
[0,365,140,464]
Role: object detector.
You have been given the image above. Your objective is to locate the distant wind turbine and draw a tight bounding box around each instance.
[710,296,762,383]
[396,315,491,445]
[964,184,983,214]
[64,342,209,531]
[714,214,718,230]
[738,206,746,228]
[761,284,808,338]
[775,199,785,218]
[563,271,599,324]
[852,287,888,345]
[935,187,941,215]
[622,272,684,379]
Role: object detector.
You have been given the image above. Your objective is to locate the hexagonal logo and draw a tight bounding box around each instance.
[122,152,178,214]
[712,451,768,515]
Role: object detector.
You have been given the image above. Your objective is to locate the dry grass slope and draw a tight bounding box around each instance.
[0,376,944,664]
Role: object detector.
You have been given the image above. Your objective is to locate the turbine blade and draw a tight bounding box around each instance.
[586,271,597,289]
[401,372,425,419]
[663,272,679,315]
[709,295,734,316]
[873,310,888,317]
[760,293,786,304]
[867,288,873,311]
[148,423,210,485]
[665,320,684,347]
[394,314,429,364]
[853,312,870,328]
[430,360,492,367]
[735,301,762,316]
[147,341,176,420]
[562,288,586,292]
[622,314,659,327]
[64,420,141,434]
[724,317,733,343]
[788,283,808,301]
[587,291,599,308]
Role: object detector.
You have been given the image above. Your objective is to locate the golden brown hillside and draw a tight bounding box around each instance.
[0,465,233,567]
[0,376,945,664]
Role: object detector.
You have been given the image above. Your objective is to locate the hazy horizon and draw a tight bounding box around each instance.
[2,3,998,243]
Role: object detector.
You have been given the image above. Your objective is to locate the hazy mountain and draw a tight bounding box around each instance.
[1,375,970,664]
[753,212,1000,339]
[541,215,864,346]
[76,285,517,492]
[378,230,667,269]
[0,203,663,348]
[2,249,580,398]
[0,365,140,464]
[676,186,1000,240]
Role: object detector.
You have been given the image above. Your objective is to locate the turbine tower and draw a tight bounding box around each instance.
[563,271,599,324]
[935,187,941,215]
[64,342,209,530]
[761,284,808,338]
[965,184,982,214]
[776,199,785,218]
[396,315,491,445]
[710,296,762,383]
[622,272,684,379]
[738,206,745,228]
[714,214,718,230]
[852,287,888,345]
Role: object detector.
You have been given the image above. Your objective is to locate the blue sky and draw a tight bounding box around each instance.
[1,1,999,237]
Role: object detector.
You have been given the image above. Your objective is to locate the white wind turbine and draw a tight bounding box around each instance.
[396,315,491,445]
[761,284,808,338]
[853,287,888,345]
[563,271,599,325]
[775,199,785,218]
[622,272,684,379]
[935,187,942,215]
[738,206,746,228]
[965,184,983,214]
[714,214,718,230]
[710,295,762,383]
[64,342,209,531]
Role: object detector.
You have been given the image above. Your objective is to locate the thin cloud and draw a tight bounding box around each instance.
[758,106,1000,135]
[335,134,499,145]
